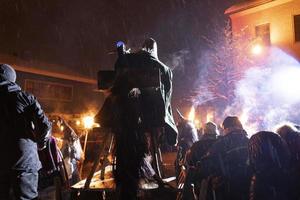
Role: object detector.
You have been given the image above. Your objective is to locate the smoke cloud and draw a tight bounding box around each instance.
[226,47,300,135]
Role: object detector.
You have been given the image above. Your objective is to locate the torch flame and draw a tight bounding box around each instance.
[206,111,214,123]
[188,106,196,122]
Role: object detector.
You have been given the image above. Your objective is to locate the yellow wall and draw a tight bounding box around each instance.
[230,0,300,60]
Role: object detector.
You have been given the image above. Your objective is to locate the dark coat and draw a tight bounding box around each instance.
[0,81,51,172]
[177,120,198,153]
[201,130,250,200]
[248,131,290,200]
[279,131,300,200]
[97,50,178,145]
[186,134,217,167]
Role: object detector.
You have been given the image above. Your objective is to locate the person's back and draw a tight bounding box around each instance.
[182,122,218,200]
[100,39,178,200]
[201,116,250,200]
[206,130,249,199]
[0,64,51,200]
[187,122,218,167]
[249,131,290,200]
[276,124,300,200]
[177,120,198,154]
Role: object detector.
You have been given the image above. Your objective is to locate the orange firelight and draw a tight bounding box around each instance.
[188,106,196,122]
[206,111,214,122]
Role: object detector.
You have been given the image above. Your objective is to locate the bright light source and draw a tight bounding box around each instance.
[188,106,196,122]
[76,120,81,126]
[83,116,94,129]
[251,44,263,55]
[60,125,64,131]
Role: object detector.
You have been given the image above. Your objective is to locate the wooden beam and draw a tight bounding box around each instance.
[12,64,97,85]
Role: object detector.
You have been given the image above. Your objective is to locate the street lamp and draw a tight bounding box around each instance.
[251,43,263,55]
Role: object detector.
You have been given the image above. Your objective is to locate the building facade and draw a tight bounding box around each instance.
[0,54,103,116]
[226,0,300,60]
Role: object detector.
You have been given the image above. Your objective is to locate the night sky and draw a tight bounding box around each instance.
[0,0,240,103]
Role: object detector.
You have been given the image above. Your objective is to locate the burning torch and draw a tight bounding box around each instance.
[80,115,95,177]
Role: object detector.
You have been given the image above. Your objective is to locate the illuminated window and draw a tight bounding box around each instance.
[255,23,270,45]
[294,14,300,42]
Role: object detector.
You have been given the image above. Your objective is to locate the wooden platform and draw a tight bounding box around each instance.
[72,166,115,191]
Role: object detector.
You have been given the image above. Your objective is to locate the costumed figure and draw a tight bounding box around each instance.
[95,38,178,199]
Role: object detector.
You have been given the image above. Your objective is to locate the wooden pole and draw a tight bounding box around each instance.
[79,129,89,178]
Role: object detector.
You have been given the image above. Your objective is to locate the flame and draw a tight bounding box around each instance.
[188,106,196,122]
[194,119,201,129]
[206,111,214,122]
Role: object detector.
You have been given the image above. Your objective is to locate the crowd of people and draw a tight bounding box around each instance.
[177,116,300,200]
[1,37,300,200]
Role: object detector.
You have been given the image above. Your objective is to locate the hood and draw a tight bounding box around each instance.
[0,81,21,93]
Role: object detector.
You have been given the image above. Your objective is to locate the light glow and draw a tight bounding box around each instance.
[206,111,214,122]
[251,44,263,55]
[83,116,94,129]
[188,106,196,122]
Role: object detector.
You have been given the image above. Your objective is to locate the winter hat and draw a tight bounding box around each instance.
[222,116,243,129]
[0,64,16,82]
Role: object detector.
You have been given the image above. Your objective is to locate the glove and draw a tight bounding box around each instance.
[128,88,141,98]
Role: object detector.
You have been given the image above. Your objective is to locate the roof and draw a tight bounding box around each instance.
[225,0,274,15]
[0,54,97,84]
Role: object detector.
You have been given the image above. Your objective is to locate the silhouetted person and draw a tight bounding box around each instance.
[177,117,199,156]
[175,111,198,180]
[0,64,51,200]
[276,124,300,200]
[182,122,218,200]
[248,131,290,200]
[58,117,83,185]
[198,116,250,200]
[96,38,177,199]
[187,122,219,167]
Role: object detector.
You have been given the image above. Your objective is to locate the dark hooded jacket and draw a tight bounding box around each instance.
[200,129,250,200]
[0,81,51,172]
[186,133,217,167]
[177,120,198,153]
[97,50,178,145]
[248,131,290,200]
